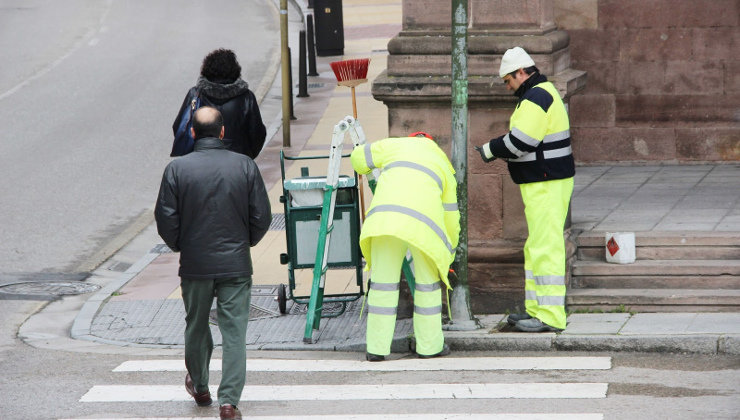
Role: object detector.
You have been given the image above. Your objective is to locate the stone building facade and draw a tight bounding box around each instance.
[371,0,739,313]
[560,0,739,163]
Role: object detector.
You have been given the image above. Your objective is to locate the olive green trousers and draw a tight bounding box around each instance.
[181,276,252,407]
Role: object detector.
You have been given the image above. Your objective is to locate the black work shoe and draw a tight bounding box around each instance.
[417,343,451,359]
[506,312,532,326]
[514,318,563,332]
[366,352,385,362]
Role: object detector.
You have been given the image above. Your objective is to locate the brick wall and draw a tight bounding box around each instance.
[555,0,739,163]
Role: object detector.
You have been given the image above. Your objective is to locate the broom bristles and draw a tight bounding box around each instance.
[330,58,370,82]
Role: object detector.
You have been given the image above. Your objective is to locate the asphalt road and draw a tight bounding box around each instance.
[1,321,738,420]
[0,0,279,274]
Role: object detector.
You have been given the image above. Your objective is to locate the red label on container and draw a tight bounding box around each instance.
[607,237,620,256]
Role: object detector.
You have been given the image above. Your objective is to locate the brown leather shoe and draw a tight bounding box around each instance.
[220,404,242,419]
[185,373,212,406]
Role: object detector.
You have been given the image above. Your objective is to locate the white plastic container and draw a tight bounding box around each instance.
[605,232,636,264]
[283,175,356,207]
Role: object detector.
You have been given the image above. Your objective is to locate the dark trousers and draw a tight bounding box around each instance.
[181,276,252,407]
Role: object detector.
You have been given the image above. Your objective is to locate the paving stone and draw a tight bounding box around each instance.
[620,313,697,334]
[686,313,740,334]
[561,313,630,335]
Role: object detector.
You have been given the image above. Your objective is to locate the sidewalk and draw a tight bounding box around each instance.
[33,0,740,356]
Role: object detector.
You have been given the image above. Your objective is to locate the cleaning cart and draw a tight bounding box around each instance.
[278,116,419,343]
[277,118,365,343]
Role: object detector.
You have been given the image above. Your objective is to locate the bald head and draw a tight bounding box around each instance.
[192,106,224,140]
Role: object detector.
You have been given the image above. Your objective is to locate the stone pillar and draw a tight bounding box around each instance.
[372,0,586,313]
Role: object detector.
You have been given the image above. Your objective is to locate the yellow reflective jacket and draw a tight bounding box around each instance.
[485,74,575,184]
[350,137,460,288]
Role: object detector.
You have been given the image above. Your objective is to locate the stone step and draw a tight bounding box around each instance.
[577,246,740,261]
[569,231,740,311]
[576,231,740,247]
[572,259,740,277]
[566,289,740,312]
[572,274,740,289]
[576,231,740,261]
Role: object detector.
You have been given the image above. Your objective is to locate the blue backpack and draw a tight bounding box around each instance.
[170,89,201,157]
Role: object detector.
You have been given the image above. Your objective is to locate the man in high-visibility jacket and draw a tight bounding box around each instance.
[475,47,575,332]
[351,132,460,360]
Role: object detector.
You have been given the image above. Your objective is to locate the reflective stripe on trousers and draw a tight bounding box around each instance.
[520,177,573,330]
[367,204,454,253]
[367,236,444,356]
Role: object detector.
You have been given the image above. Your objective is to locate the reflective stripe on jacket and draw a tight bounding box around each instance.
[350,137,460,288]
[485,76,575,184]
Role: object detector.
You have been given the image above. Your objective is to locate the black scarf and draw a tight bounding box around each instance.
[514,73,548,98]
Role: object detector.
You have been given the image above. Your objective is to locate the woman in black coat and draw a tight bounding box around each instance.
[173,49,266,159]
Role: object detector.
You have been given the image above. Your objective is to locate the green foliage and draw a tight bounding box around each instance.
[567,307,604,314]
[608,304,636,315]
[567,305,637,315]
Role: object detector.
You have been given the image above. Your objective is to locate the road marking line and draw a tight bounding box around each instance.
[113,356,611,372]
[62,414,604,420]
[80,382,608,402]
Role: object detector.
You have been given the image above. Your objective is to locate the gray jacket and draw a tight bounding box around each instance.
[155,137,271,278]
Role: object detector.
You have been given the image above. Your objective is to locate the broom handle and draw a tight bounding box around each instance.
[351,86,358,120]
[351,85,367,223]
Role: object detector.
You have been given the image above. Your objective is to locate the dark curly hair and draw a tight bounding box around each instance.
[200,49,242,83]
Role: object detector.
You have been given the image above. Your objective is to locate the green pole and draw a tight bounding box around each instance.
[448,0,478,330]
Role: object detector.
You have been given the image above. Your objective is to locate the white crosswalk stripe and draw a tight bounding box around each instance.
[81,382,608,402]
[74,356,609,419]
[63,415,604,420]
[114,356,611,372]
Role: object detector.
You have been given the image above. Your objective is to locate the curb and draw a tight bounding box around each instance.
[446,333,740,355]
[70,251,167,348]
[554,334,739,355]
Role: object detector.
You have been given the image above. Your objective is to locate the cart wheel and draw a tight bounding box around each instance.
[277,284,287,315]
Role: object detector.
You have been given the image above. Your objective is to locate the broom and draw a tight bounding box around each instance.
[330,58,370,119]
[330,58,371,221]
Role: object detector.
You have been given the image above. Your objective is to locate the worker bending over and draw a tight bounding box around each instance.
[351,132,460,361]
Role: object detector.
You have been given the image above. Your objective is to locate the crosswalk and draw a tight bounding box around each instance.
[72,356,611,419]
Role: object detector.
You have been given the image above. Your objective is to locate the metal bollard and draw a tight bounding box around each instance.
[306,14,319,76]
[297,30,309,98]
[288,47,296,120]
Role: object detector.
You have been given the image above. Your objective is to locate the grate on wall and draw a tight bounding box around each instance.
[269,213,286,231]
[107,261,132,272]
[151,244,174,254]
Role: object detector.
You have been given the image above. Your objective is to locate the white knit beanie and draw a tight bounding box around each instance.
[499,47,536,78]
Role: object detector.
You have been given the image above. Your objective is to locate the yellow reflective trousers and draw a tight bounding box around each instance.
[366,236,444,356]
[520,177,573,330]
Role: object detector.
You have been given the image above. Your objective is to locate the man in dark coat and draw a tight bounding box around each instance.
[173,48,266,159]
[155,106,271,420]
